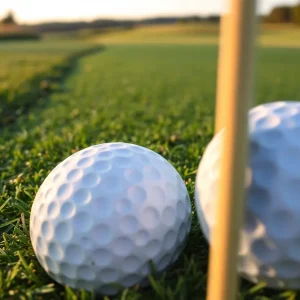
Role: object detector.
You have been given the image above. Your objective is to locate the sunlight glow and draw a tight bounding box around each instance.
[0,0,299,24]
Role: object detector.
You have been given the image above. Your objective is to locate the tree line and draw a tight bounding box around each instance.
[0,11,221,33]
[264,4,300,24]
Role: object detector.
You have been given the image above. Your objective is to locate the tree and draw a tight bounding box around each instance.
[1,11,17,25]
[266,6,292,23]
[292,4,300,25]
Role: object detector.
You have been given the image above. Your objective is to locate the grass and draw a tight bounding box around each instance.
[92,22,300,48]
[1,24,300,299]
[0,41,102,126]
[91,23,219,45]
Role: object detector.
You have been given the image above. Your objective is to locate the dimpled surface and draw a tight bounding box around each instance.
[195,101,300,289]
[30,142,191,295]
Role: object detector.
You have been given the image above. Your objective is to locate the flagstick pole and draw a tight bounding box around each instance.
[207,1,257,300]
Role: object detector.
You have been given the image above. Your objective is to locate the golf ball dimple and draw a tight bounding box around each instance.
[30,142,191,295]
[195,101,300,289]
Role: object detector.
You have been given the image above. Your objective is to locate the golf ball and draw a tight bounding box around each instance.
[195,101,300,289]
[30,142,191,295]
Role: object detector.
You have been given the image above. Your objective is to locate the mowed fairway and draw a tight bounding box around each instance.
[0,41,100,126]
[1,26,300,299]
[94,22,300,48]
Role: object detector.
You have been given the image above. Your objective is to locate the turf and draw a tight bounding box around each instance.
[1,40,300,299]
[92,22,300,48]
[0,41,101,126]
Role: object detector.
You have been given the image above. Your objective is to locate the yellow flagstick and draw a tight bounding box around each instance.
[207,1,257,300]
[214,11,230,134]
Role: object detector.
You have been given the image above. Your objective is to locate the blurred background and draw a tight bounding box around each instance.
[1,0,300,127]
[1,1,300,42]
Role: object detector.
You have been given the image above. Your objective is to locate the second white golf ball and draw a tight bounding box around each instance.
[195,101,300,289]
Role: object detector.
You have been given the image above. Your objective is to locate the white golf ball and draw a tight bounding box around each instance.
[195,101,300,289]
[30,142,191,295]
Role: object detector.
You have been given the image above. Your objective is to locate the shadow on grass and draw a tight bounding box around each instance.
[0,45,106,128]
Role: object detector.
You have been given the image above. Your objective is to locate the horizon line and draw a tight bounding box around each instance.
[12,12,268,26]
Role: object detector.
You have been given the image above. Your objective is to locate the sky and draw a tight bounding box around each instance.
[0,0,299,24]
